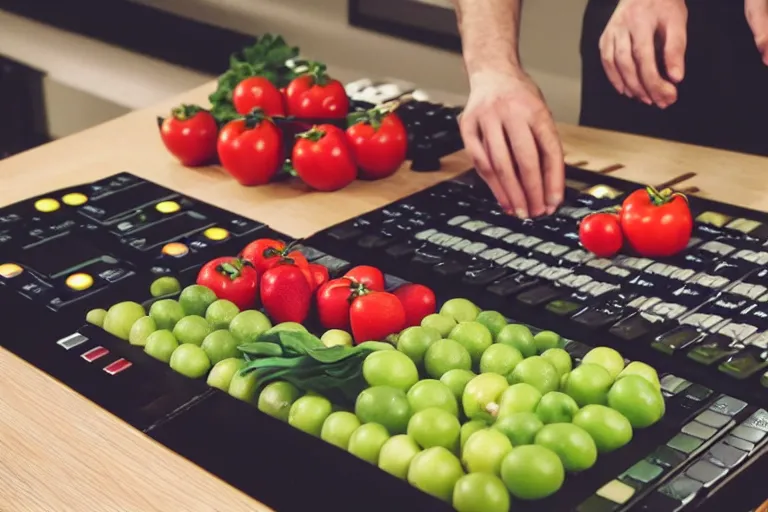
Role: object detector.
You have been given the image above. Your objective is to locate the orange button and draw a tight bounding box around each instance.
[66,273,94,291]
[0,263,23,278]
[162,242,189,258]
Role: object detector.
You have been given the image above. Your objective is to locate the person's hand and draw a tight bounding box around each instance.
[459,69,564,218]
[599,0,688,108]
[746,0,768,65]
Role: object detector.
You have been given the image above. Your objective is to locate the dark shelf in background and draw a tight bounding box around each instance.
[0,55,50,160]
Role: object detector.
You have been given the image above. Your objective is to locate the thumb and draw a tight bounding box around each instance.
[745,0,768,65]
[662,17,687,82]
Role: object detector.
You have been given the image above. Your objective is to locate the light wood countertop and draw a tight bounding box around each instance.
[1,80,767,512]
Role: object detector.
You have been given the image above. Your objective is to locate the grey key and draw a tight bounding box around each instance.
[731,425,766,443]
[696,410,731,429]
[661,476,703,504]
[686,460,728,487]
[708,442,748,468]
[682,421,718,440]
[661,374,691,394]
[56,332,88,350]
[709,395,748,417]
[724,434,756,453]
[742,409,768,433]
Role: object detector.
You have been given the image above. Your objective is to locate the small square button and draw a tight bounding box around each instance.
[661,374,691,395]
[709,395,748,416]
[685,460,728,487]
[731,425,766,444]
[684,383,713,402]
[103,358,132,375]
[682,421,718,440]
[742,409,768,433]
[667,433,704,454]
[623,459,664,484]
[695,410,731,429]
[81,346,109,362]
[57,332,88,350]
[707,442,748,469]
[723,434,756,453]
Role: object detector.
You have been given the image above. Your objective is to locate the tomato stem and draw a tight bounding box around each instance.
[304,61,330,87]
[243,108,271,129]
[645,185,688,206]
[296,125,326,142]
[171,104,206,121]
[216,258,247,281]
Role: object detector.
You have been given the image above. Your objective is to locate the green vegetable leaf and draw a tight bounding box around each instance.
[238,341,284,358]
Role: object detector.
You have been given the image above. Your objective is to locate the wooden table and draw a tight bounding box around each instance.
[1,80,767,512]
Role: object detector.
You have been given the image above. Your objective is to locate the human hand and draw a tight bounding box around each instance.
[459,69,564,218]
[599,0,688,108]
[746,0,768,65]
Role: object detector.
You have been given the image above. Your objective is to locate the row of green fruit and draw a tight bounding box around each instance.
[88,280,665,511]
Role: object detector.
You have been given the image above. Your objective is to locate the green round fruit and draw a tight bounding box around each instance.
[497,383,543,417]
[501,445,565,500]
[206,358,245,392]
[258,381,302,422]
[129,316,157,347]
[452,473,510,512]
[460,420,487,453]
[407,379,459,416]
[564,363,614,407]
[321,411,361,450]
[205,299,240,330]
[462,428,512,475]
[201,329,240,365]
[397,326,442,366]
[149,299,185,330]
[229,310,272,343]
[169,343,211,379]
[536,391,580,424]
[582,346,625,380]
[378,434,421,479]
[462,373,509,422]
[407,446,465,502]
[493,412,544,446]
[144,329,178,363]
[228,371,258,403]
[508,356,559,394]
[448,321,493,366]
[348,423,390,464]
[440,369,476,402]
[407,407,461,451]
[607,375,665,428]
[475,310,507,340]
[150,276,181,297]
[172,315,212,346]
[535,423,598,472]
[288,395,333,437]
[496,323,536,358]
[541,348,573,377]
[321,329,353,348]
[534,330,562,353]
[617,361,661,390]
[355,386,412,435]
[363,350,419,391]
[265,322,308,334]
[103,301,146,341]
[439,298,480,322]
[572,404,633,453]
[85,308,107,328]
[424,339,472,379]
[421,314,458,338]
[479,343,523,378]
[179,284,217,316]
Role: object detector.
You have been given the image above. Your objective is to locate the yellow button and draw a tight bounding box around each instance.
[35,198,60,213]
[156,201,181,214]
[62,192,88,206]
[161,242,189,258]
[203,227,229,241]
[0,263,23,278]
[65,273,94,291]
[596,480,635,505]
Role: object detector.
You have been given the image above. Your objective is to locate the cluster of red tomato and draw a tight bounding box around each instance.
[159,62,409,192]
[196,238,437,343]
[578,186,693,259]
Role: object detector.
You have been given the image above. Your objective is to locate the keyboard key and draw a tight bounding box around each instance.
[708,395,748,416]
[707,441,748,468]
[742,409,768,432]
[661,375,692,395]
[667,433,704,454]
[659,475,703,504]
[730,425,766,444]
[649,445,687,469]
[623,459,664,484]
[683,383,713,402]
[577,495,620,512]
[682,421,718,440]
[685,459,728,487]
[695,410,731,429]
[723,434,756,453]
[638,491,683,512]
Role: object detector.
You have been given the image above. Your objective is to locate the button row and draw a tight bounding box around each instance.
[56,332,133,375]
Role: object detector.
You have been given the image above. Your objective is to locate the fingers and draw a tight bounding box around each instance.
[661,16,687,81]
[482,120,529,218]
[459,117,512,212]
[599,34,626,95]
[633,27,677,108]
[504,119,546,217]
[531,117,565,215]
[745,0,768,65]
[614,30,651,104]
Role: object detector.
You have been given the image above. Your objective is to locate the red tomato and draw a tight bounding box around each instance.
[393,284,437,327]
[159,104,218,167]
[350,292,407,343]
[285,63,349,119]
[346,110,407,180]
[232,76,286,117]
[260,265,312,324]
[344,265,385,292]
[292,124,357,191]
[217,110,283,186]
[316,278,354,330]
[240,238,313,287]
[579,213,624,258]
[309,263,330,290]
[196,256,259,310]
[620,187,693,258]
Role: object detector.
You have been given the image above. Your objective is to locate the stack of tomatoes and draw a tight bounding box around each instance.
[159,62,408,192]
[578,186,693,259]
[195,237,437,344]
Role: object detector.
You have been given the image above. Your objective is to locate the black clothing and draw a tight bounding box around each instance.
[580,0,768,156]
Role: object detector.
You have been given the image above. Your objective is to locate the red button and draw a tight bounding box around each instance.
[81,346,109,362]
[103,358,133,375]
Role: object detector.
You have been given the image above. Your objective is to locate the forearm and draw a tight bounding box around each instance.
[453,0,523,77]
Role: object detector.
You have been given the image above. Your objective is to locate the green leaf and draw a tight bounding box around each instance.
[238,342,284,358]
